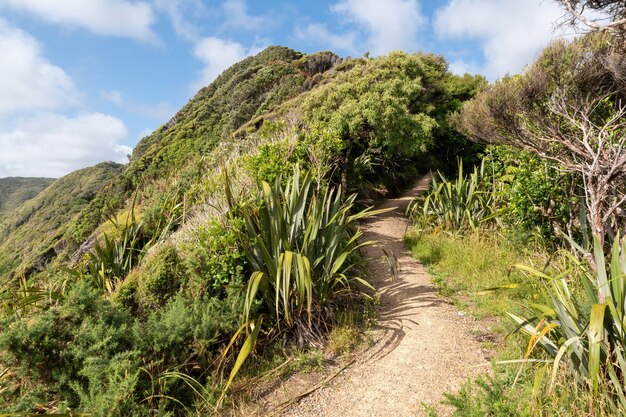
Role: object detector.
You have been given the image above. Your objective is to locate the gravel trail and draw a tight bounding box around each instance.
[283,178,488,417]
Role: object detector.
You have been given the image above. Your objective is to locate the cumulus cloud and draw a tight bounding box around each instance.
[0,0,156,42]
[331,0,425,55]
[0,113,130,178]
[434,0,567,79]
[0,20,130,178]
[294,23,357,53]
[191,37,263,92]
[0,19,77,116]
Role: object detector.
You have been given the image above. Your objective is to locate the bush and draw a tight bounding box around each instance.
[135,243,184,310]
[512,236,626,415]
[0,282,142,415]
[181,217,247,299]
[409,160,497,233]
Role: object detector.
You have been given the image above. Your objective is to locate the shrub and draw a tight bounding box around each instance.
[409,160,497,232]
[0,282,143,415]
[135,243,184,310]
[181,217,246,299]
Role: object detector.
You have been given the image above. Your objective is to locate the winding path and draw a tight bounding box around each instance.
[283,179,489,416]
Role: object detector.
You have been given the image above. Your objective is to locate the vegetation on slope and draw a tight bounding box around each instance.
[0,177,54,219]
[0,162,124,278]
[0,47,482,416]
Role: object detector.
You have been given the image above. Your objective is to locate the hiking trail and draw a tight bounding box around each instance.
[268,178,490,416]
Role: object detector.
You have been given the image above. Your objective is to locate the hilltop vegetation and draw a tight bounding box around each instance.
[0,177,54,218]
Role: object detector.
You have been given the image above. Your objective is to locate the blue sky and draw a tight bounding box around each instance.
[0,0,574,178]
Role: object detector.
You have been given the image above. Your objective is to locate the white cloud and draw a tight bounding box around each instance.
[222,0,270,31]
[331,0,425,55]
[434,0,567,79]
[191,37,263,92]
[0,0,156,42]
[0,113,130,178]
[154,0,204,41]
[102,90,124,106]
[0,19,77,116]
[295,23,357,53]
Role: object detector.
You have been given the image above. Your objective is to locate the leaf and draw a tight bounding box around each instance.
[589,303,607,397]
[217,318,262,408]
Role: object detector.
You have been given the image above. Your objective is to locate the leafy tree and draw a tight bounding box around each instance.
[456,33,626,254]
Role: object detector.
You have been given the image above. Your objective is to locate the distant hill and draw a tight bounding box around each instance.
[0,177,55,218]
[0,162,124,277]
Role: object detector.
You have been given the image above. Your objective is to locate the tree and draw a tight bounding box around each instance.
[455,33,626,253]
[557,0,626,47]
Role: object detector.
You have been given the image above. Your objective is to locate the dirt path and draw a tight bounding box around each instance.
[282,178,489,417]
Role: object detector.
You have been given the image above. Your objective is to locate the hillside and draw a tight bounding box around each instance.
[0,46,485,416]
[0,162,124,278]
[0,46,483,281]
[0,177,54,218]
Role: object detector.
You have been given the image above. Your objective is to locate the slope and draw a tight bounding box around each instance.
[0,177,55,218]
[0,162,124,278]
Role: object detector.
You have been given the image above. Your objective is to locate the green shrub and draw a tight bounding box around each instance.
[511,236,626,414]
[0,282,144,415]
[181,217,246,299]
[231,166,380,338]
[484,146,584,247]
[135,243,183,310]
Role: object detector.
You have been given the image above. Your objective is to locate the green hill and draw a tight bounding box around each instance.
[0,177,54,218]
[0,46,484,416]
[0,46,483,281]
[0,162,124,278]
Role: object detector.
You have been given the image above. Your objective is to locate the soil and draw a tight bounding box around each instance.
[258,178,490,416]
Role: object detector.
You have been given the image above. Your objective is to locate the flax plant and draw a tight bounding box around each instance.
[511,236,626,414]
[409,160,497,232]
[219,166,385,405]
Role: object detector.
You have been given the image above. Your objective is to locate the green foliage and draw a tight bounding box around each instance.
[232,167,378,335]
[299,52,444,193]
[0,276,62,322]
[0,177,54,219]
[245,139,298,184]
[0,280,243,416]
[218,167,381,404]
[180,217,246,299]
[511,236,626,414]
[444,374,532,417]
[0,162,124,279]
[484,146,584,247]
[125,46,306,184]
[0,282,138,414]
[81,220,146,294]
[456,33,626,245]
[135,243,183,310]
[409,161,497,233]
